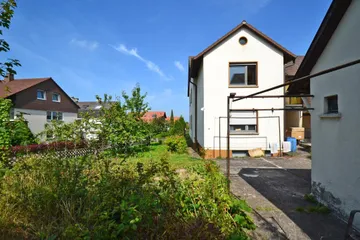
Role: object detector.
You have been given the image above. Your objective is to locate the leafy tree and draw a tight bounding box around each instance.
[170,116,186,136]
[148,116,168,138]
[0,0,20,77]
[95,85,150,159]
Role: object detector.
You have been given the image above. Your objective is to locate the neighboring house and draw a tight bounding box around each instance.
[188,20,296,158]
[166,116,180,122]
[142,111,167,122]
[284,56,311,140]
[78,101,105,118]
[288,0,360,229]
[0,74,79,136]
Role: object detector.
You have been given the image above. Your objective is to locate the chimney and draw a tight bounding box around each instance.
[4,73,14,83]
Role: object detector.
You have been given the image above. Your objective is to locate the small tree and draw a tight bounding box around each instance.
[170,116,186,136]
[0,98,11,166]
[170,109,174,126]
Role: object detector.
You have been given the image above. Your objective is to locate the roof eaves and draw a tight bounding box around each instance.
[288,0,352,94]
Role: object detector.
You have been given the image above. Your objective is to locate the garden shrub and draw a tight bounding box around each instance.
[0,154,255,239]
[164,135,187,153]
[8,117,36,146]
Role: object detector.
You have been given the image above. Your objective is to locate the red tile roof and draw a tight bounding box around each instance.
[0,78,51,98]
[166,116,180,121]
[285,56,304,77]
[142,111,167,122]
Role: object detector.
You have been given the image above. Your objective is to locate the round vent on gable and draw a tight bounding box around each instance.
[239,37,248,45]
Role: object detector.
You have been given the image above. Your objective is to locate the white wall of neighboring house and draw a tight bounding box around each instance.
[189,64,205,148]
[13,108,78,136]
[310,0,360,229]
[201,27,284,152]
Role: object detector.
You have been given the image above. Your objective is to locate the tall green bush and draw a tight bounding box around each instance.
[0,98,12,166]
[8,115,35,146]
[164,135,187,153]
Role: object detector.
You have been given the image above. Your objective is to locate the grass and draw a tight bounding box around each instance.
[296,194,331,214]
[129,143,203,169]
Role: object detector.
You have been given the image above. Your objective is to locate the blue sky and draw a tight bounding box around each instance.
[3,0,331,120]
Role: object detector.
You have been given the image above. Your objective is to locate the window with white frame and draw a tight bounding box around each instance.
[47,111,63,121]
[230,110,257,134]
[37,90,46,100]
[229,63,257,87]
[52,93,61,102]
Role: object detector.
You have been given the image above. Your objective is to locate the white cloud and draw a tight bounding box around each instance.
[111,44,172,81]
[174,61,185,72]
[70,38,99,51]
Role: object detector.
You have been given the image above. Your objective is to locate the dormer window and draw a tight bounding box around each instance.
[37,90,46,100]
[52,93,61,102]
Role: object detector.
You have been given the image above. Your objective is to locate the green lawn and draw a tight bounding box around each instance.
[131,143,203,169]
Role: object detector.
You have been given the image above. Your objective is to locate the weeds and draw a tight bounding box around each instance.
[0,152,255,239]
[296,194,331,215]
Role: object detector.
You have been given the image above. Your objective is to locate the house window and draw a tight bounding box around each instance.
[229,63,257,87]
[52,93,61,102]
[190,115,192,131]
[47,111,63,121]
[152,114,157,118]
[190,89,192,105]
[239,37,248,45]
[230,110,257,134]
[325,95,338,113]
[37,90,46,100]
[9,108,15,120]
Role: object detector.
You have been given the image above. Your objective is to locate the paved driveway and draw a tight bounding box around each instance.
[216,157,349,240]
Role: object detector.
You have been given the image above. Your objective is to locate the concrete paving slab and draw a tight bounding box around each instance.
[217,157,349,240]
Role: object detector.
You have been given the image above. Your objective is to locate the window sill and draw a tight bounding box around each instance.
[52,101,61,103]
[229,85,258,88]
[230,132,259,135]
[37,98,46,101]
[319,113,342,119]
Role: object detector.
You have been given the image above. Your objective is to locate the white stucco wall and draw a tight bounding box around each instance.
[310,0,360,229]
[13,108,78,136]
[202,27,285,151]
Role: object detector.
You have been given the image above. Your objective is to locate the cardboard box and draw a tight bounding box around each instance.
[286,127,305,140]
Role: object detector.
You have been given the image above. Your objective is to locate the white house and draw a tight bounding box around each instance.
[0,74,79,137]
[188,21,297,159]
[288,0,360,229]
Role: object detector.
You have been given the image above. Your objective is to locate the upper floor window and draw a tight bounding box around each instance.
[47,111,63,121]
[229,63,257,87]
[325,95,338,114]
[52,93,61,102]
[37,90,46,100]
